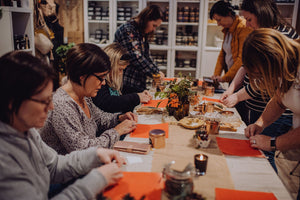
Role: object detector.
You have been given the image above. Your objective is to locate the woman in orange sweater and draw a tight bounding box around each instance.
[210,1,252,83]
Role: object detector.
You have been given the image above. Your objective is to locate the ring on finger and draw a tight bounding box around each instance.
[252,139,256,144]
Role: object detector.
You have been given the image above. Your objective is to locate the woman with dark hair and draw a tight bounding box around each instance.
[40,43,137,155]
[220,0,299,172]
[114,5,165,94]
[243,29,300,198]
[210,0,252,83]
[0,51,125,199]
[93,42,152,113]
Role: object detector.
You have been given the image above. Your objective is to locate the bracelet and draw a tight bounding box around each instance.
[270,137,277,151]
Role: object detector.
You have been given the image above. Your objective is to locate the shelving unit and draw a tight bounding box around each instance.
[0,6,34,56]
[83,0,299,79]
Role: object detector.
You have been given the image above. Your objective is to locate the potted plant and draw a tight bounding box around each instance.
[155,76,194,120]
[55,42,75,83]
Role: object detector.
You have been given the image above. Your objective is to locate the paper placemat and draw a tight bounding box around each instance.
[130,123,169,138]
[215,188,277,200]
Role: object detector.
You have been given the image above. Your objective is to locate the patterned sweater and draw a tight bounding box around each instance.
[40,88,120,155]
[114,19,159,94]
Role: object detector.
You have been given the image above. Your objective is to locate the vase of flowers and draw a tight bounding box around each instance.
[155,77,193,121]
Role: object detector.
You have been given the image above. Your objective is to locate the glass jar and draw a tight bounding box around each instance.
[163,162,194,200]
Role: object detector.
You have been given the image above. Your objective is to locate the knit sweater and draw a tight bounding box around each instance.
[40,88,120,155]
[92,84,140,113]
[214,16,253,82]
[0,121,107,200]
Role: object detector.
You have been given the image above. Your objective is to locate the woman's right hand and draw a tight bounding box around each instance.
[244,123,264,138]
[97,163,123,186]
[221,93,239,108]
[138,90,152,103]
[114,119,136,135]
[220,89,233,101]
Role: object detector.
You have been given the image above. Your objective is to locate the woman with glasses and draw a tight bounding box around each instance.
[209,0,252,83]
[0,51,125,199]
[93,42,152,113]
[243,29,300,199]
[40,43,137,155]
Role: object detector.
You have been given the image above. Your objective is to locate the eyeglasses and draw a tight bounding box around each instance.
[29,95,53,108]
[93,74,107,83]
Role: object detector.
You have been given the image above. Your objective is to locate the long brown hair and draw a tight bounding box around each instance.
[242,28,300,97]
[134,5,164,36]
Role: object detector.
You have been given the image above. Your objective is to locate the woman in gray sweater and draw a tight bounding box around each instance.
[0,51,125,200]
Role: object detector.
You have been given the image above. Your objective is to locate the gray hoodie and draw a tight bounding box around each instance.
[0,121,108,200]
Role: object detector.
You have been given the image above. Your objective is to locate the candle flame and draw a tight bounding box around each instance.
[200,154,204,160]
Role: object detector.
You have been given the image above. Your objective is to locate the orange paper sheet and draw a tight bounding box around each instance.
[215,188,277,200]
[142,99,168,108]
[216,137,265,158]
[164,77,176,81]
[130,123,169,138]
[198,80,203,86]
[103,172,163,200]
[202,97,221,103]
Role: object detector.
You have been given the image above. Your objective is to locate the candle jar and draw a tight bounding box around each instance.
[149,129,165,149]
[163,162,194,199]
[206,120,220,134]
[205,86,215,96]
[194,154,208,176]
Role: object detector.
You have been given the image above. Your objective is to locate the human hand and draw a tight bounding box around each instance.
[221,93,239,107]
[211,75,223,83]
[119,112,138,122]
[244,123,264,138]
[159,71,165,81]
[249,135,272,151]
[96,148,126,166]
[114,119,136,135]
[138,91,152,103]
[220,89,233,101]
[97,163,123,186]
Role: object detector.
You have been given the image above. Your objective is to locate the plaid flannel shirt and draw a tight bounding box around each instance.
[114,19,159,93]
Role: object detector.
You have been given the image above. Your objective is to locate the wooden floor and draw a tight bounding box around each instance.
[275,152,300,200]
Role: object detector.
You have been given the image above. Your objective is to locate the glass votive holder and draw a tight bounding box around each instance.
[204,86,215,96]
[194,154,208,176]
[205,120,220,134]
[149,129,165,149]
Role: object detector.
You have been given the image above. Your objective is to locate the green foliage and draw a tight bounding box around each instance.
[55,43,75,58]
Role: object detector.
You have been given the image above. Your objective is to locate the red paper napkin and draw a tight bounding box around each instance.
[130,123,169,138]
[104,172,163,200]
[216,137,265,158]
[142,99,168,108]
[202,97,221,103]
[215,188,277,200]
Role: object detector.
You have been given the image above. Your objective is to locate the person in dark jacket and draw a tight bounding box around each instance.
[93,42,152,113]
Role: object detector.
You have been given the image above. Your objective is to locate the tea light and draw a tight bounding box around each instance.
[194,154,208,176]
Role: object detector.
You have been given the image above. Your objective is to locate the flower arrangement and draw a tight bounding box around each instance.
[155,76,194,120]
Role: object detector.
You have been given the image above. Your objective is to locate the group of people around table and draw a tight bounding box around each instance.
[0,1,299,199]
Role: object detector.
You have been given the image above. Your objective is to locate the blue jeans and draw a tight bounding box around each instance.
[248,109,293,173]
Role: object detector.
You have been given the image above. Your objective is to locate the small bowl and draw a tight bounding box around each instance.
[219,111,234,117]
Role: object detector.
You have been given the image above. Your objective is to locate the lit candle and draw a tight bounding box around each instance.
[194,154,208,176]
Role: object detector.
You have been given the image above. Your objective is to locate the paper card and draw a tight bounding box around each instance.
[130,123,169,138]
[215,188,277,200]
[142,99,168,108]
[216,137,265,158]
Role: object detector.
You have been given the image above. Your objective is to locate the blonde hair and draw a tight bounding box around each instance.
[242,28,300,97]
[103,43,130,94]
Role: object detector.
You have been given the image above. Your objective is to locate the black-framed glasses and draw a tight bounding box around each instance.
[93,74,107,83]
[29,95,53,108]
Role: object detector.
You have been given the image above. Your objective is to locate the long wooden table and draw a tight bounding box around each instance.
[120,101,292,200]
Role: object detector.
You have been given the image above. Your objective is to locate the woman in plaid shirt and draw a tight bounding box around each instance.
[114,5,165,94]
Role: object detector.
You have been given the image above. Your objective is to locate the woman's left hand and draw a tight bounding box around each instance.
[249,135,272,151]
[119,112,138,123]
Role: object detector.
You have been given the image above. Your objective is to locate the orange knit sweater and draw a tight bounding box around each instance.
[213,16,253,82]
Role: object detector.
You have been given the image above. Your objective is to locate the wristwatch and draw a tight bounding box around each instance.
[270,137,277,151]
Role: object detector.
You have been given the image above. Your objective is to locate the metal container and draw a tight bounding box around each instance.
[206,120,219,134]
[149,129,165,148]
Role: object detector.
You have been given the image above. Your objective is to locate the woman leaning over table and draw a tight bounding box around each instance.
[114,5,165,94]
[220,0,299,172]
[40,43,137,155]
[0,51,125,200]
[243,29,300,199]
[93,42,152,113]
[210,0,252,83]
